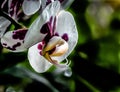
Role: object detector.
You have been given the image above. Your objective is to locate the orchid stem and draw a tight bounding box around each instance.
[0,9,23,29]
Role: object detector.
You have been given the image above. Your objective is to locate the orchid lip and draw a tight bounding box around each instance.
[44,52,70,68]
[42,36,68,56]
[41,36,69,68]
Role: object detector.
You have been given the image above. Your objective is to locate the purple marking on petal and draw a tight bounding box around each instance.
[10,10,14,17]
[37,43,43,50]
[49,16,53,25]
[7,46,15,51]
[54,32,59,36]
[62,33,69,41]
[41,16,57,44]
[47,23,52,36]
[2,43,7,46]
[16,0,23,16]
[9,0,23,18]
[39,51,42,55]
[41,16,54,36]
[58,0,64,3]
[12,29,27,40]
[46,0,52,5]
[40,23,49,34]
[9,0,17,16]
[52,16,56,34]
[10,0,17,9]
[13,42,21,49]
[6,42,21,51]
[43,34,51,44]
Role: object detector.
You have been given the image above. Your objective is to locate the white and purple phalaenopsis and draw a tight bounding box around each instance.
[1,1,78,73]
[0,0,74,38]
[0,0,23,38]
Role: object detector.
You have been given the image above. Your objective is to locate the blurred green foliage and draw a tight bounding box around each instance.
[0,0,120,92]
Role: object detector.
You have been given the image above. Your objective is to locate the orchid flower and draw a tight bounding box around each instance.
[1,1,78,73]
[0,0,23,38]
[22,0,74,15]
[8,0,24,20]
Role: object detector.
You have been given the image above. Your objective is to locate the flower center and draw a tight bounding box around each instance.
[42,36,69,68]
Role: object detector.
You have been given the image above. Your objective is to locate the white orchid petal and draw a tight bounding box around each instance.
[28,43,52,73]
[0,17,11,38]
[1,29,27,52]
[24,1,60,48]
[22,0,41,15]
[54,10,78,62]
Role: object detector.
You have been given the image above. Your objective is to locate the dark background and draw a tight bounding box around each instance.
[0,0,120,92]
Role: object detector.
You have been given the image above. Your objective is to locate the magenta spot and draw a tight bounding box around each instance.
[10,10,14,17]
[42,41,45,45]
[2,43,7,46]
[49,16,53,24]
[46,0,52,5]
[6,42,21,51]
[52,17,56,33]
[13,42,21,49]
[7,46,15,51]
[40,23,49,34]
[62,33,69,41]
[58,0,64,3]
[37,44,43,50]
[12,29,27,40]
[40,16,54,36]
[54,32,59,36]
[39,51,43,55]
